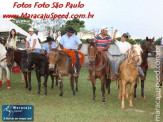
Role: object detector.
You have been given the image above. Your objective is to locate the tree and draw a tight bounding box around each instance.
[10,17,33,32]
[60,18,85,36]
[32,18,65,42]
[155,37,162,45]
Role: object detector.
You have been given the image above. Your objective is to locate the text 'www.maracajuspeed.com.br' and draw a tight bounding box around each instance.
[3,12,94,20]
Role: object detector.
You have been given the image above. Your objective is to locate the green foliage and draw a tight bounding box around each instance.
[155,37,162,45]
[60,18,85,36]
[10,17,33,32]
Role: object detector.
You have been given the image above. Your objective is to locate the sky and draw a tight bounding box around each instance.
[0,0,163,39]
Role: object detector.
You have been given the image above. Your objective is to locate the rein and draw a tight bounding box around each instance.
[87,51,106,71]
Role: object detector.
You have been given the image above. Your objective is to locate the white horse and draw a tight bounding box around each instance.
[0,43,11,89]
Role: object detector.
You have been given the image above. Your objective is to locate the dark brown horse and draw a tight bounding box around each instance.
[6,48,31,89]
[87,41,110,103]
[159,55,163,100]
[48,49,80,97]
[134,37,156,100]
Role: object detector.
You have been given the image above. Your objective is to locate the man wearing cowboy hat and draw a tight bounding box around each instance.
[42,36,56,55]
[26,28,42,54]
[59,27,82,76]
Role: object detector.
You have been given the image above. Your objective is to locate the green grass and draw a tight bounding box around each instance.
[0,68,162,122]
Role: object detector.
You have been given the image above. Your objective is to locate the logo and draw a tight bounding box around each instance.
[2,105,33,121]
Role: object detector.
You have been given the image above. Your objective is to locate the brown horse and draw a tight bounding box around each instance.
[118,45,143,109]
[134,37,156,100]
[159,55,163,100]
[87,41,110,103]
[6,48,31,89]
[48,49,80,97]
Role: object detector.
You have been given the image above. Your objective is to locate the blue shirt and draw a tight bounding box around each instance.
[42,42,56,53]
[59,34,82,49]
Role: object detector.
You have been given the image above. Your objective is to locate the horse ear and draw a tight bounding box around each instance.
[146,37,148,41]
[152,37,155,41]
[86,39,90,44]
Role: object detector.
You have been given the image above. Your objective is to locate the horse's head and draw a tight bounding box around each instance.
[48,49,59,71]
[143,37,156,56]
[6,48,14,69]
[87,40,98,65]
[130,44,143,66]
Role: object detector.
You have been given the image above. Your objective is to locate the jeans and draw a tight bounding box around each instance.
[34,48,42,54]
[74,51,80,73]
[107,53,145,77]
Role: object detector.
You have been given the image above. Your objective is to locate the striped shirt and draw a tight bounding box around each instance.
[94,34,112,49]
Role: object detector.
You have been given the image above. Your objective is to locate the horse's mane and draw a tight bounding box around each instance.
[90,41,95,46]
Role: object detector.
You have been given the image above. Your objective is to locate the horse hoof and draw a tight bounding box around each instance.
[59,96,62,98]
[41,85,44,88]
[129,104,133,108]
[44,94,47,96]
[73,94,76,96]
[102,102,106,104]
[134,98,137,101]
[51,88,54,90]
[21,81,24,84]
[37,94,40,96]
[121,106,125,109]
[126,97,129,100]
[143,97,146,101]
[92,100,95,103]
[7,87,11,90]
[55,85,58,88]
[28,88,31,91]
[108,94,111,96]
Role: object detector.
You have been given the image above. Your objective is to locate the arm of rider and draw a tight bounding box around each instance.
[77,44,82,51]
[59,44,64,49]
[102,44,110,51]
[32,39,36,50]
[113,29,118,42]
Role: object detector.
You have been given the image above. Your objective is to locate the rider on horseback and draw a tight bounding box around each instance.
[107,29,145,80]
[59,27,83,77]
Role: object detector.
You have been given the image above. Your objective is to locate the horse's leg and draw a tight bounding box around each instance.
[75,77,78,92]
[6,68,11,90]
[0,68,2,89]
[100,76,105,103]
[91,77,96,102]
[21,72,24,84]
[129,82,136,108]
[23,72,28,88]
[134,83,137,100]
[118,80,122,100]
[55,76,58,87]
[44,74,48,96]
[125,84,129,100]
[141,80,146,100]
[106,75,111,95]
[121,80,126,109]
[159,83,162,100]
[59,76,63,97]
[70,74,75,96]
[36,72,41,95]
[28,72,32,91]
[50,72,54,89]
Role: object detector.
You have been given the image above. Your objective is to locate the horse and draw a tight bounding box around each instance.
[86,41,110,103]
[134,37,156,100]
[118,44,143,109]
[6,48,29,87]
[0,43,11,89]
[48,49,80,97]
[22,52,50,95]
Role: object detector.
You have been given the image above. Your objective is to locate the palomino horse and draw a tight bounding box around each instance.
[118,44,143,109]
[48,49,80,97]
[6,48,30,89]
[87,41,110,103]
[0,43,11,89]
[134,37,156,100]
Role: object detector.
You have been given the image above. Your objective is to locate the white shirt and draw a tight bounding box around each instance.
[115,40,131,54]
[59,34,82,49]
[9,38,13,47]
[26,34,41,49]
